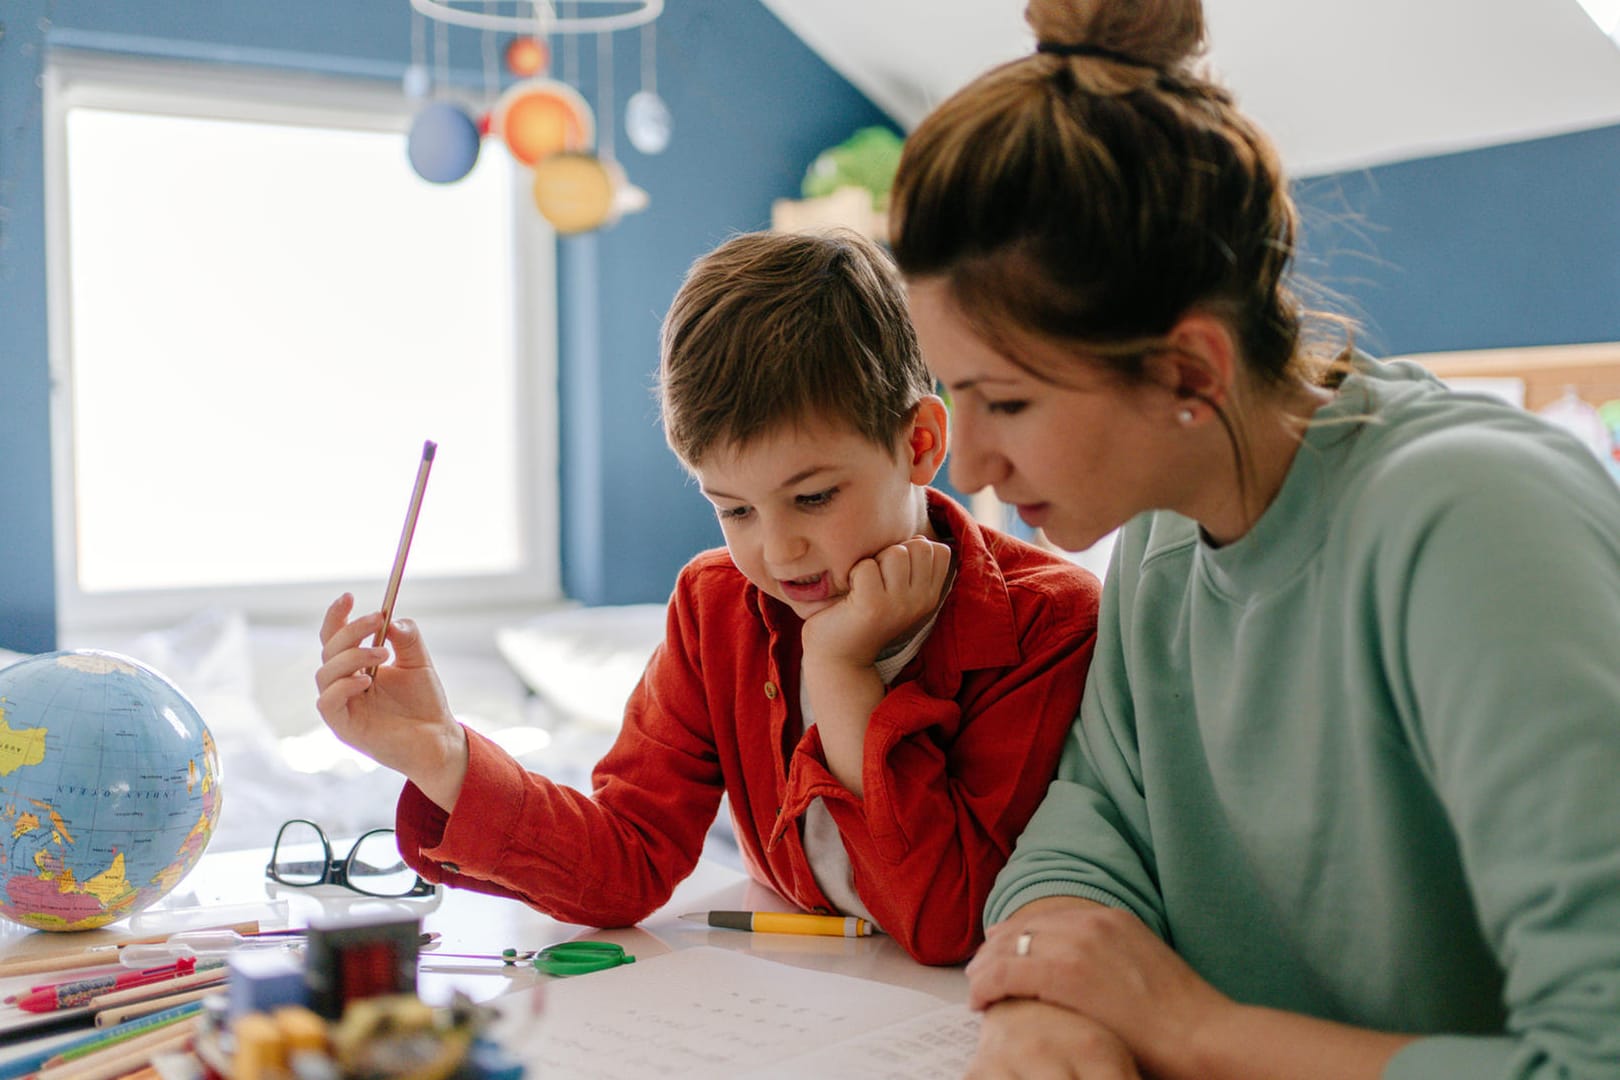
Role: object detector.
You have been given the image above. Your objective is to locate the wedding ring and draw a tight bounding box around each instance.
[1015,930,1034,957]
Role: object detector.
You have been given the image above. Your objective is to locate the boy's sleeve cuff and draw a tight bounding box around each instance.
[414,727,532,876]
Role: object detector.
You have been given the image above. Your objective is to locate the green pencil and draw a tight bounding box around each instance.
[41,1001,205,1067]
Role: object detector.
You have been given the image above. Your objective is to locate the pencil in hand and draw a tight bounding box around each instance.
[367,439,437,680]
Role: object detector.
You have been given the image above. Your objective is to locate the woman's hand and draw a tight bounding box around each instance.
[968,900,1232,1079]
[315,592,468,812]
[966,999,1140,1080]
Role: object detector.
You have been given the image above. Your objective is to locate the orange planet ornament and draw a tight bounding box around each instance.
[504,37,549,78]
[492,78,595,167]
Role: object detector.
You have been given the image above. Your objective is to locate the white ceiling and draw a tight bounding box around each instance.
[761,0,1620,176]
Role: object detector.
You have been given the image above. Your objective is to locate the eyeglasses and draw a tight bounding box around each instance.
[265,819,436,898]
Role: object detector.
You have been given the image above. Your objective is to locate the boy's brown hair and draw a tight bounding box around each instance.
[659,229,930,468]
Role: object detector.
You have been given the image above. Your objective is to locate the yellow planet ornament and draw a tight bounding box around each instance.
[532,153,617,233]
[531,155,651,234]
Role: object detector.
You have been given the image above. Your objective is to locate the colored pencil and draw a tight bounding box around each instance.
[94,986,221,1028]
[3,1000,206,1078]
[366,439,437,678]
[13,961,219,1014]
[86,967,226,1011]
[44,1014,202,1069]
[34,1024,195,1080]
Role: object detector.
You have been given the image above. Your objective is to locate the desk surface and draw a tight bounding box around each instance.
[1,844,966,1060]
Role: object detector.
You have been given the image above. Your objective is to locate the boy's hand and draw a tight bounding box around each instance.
[799,537,951,798]
[802,536,954,668]
[315,593,469,812]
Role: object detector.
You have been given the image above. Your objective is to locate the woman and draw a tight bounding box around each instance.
[889,0,1620,1076]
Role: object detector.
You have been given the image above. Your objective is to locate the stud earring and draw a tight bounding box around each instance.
[1176,408,1194,425]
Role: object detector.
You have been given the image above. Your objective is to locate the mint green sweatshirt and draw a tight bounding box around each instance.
[986,356,1620,1077]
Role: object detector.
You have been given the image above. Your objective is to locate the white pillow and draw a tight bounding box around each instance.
[495,603,667,731]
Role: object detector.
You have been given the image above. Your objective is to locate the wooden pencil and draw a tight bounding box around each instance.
[86,968,226,1011]
[0,921,260,979]
[34,1025,196,1080]
[366,439,437,678]
[93,986,220,1028]
[45,1008,203,1067]
[38,1017,202,1076]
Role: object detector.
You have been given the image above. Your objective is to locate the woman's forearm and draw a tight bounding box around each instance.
[1167,1003,1416,1080]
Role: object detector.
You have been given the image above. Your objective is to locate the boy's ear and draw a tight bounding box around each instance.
[906,395,949,483]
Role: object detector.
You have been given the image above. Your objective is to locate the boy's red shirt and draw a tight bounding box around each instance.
[394,490,1099,965]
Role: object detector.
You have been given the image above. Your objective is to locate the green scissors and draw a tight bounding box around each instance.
[531,941,636,977]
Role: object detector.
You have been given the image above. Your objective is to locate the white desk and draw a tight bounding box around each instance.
[1,844,968,1067]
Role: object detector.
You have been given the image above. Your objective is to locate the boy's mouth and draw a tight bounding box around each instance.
[778,571,832,603]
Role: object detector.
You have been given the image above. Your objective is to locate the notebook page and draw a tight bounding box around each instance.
[501,946,976,1078]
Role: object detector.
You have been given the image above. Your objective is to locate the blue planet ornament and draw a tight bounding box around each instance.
[408,102,481,184]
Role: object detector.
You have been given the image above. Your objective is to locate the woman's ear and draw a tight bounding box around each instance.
[906,395,950,483]
[1142,313,1239,426]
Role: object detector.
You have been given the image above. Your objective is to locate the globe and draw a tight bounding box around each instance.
[0,650,221,931]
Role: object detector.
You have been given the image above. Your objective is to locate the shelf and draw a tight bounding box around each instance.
[1401,341,1620,411]
[770,187,888,244]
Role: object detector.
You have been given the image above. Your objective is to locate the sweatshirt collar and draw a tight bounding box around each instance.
[1197,355,1386,598]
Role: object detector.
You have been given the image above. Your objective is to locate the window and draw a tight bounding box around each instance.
[45,52,559,634]
[1576,0,1620,40]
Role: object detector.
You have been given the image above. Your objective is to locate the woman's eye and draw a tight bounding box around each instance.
[796,488,838,509]
[986,400,1028,416]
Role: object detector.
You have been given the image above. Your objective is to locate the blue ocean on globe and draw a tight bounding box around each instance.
[0,650,221,931]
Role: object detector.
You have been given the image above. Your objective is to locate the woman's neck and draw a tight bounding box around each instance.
[1193,381,1335,547]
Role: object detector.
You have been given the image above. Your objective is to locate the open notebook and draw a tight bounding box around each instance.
[498,945,980,1078]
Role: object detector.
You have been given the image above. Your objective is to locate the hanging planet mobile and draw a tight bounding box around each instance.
[625,90,672,155]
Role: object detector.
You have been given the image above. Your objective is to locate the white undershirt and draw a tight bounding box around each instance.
[799,609,942,931]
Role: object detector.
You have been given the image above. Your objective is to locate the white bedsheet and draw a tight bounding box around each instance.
[4,606,740,870]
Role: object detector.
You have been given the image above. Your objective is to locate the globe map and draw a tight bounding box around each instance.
[0,650,221,931]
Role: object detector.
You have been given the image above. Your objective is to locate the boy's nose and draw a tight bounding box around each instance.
[761,519,808,566]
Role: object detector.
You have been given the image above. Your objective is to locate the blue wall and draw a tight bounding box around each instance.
[7,5,1620,652]
[0,1,890,651]
[1294,124,1620,356]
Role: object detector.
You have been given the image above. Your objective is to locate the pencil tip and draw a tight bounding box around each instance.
[677,913,702,922]
[422,440,438,460]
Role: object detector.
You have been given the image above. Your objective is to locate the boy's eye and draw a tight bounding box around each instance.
[795,488,838,509]
[716,505,752,522]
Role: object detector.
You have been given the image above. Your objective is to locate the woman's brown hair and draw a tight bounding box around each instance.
[890,0,1334,400]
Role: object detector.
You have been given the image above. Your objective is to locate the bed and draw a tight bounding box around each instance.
[1,603,742,869]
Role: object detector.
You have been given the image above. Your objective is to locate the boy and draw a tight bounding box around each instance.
[314,230,1100,965]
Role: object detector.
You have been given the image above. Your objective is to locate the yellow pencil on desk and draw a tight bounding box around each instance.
[680,910,873,937]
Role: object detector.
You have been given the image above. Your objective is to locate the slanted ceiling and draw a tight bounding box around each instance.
[761,0,1620,176]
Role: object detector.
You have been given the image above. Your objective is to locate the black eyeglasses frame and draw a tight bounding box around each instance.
[264,818,436,898]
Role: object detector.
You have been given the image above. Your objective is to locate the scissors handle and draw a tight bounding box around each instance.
[532,941,635,977]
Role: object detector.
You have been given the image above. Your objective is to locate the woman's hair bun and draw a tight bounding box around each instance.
[1025,0,1205,69]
